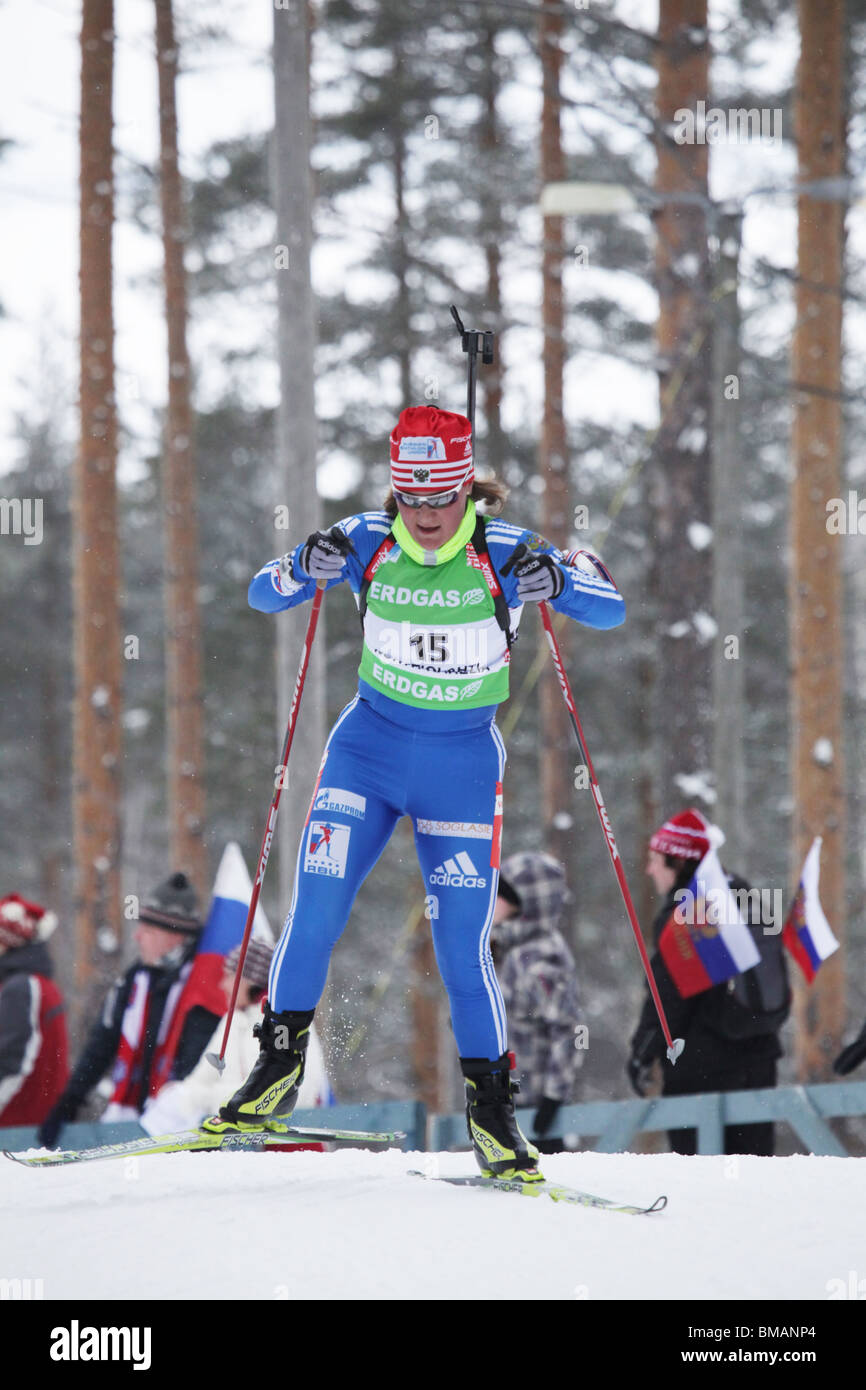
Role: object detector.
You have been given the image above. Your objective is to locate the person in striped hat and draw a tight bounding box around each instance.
[205,404,625,1183]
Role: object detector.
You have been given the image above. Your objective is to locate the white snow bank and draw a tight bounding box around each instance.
[3,1147,865,1302]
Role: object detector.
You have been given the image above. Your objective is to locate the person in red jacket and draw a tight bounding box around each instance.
[0,893,69,1127]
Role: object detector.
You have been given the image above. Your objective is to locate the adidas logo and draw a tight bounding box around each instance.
[429,851,487,889]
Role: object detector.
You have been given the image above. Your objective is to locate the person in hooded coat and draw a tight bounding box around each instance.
[490,852,583,1152]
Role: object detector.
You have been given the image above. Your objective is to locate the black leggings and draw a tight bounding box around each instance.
[665,1058,778,1156]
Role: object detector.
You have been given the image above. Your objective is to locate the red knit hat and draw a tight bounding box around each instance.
[649,809,719,862]
[390,406,474,495]
[0,893,58,950]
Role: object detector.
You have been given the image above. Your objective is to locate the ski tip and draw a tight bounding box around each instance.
[646,1194,668,1214]
[205,1051,226,1075]
[4,1149,48,1166]
[666,1037,685,1065]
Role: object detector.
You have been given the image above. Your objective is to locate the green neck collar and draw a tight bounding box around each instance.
[392,500,477,566]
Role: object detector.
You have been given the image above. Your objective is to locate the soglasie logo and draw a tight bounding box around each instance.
[50,1321,152,1371]
[673,102,782,146]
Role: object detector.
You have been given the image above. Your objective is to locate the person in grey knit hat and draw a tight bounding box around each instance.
[139,934,331,1135]
[490,852,583,1153]
[37,871,220,1149]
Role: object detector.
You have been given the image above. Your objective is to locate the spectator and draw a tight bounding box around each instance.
[38,872,220,1149]
[0,894,68,1127]
[140,938,331,1135]
[490,852,583,1153]
[627,809,791,1156]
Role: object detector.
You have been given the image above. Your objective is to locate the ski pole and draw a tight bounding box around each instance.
[537,595,684,1064]
[206,580,327,1072]
[450,304,495,438]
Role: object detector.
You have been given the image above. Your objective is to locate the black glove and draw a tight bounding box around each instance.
[532,1096,561,1138]
[295,525,357,582]
[626,1053,654,1098]
[833,1024,866,1077]
[501,543,564,604]
[37,1092,81,1150]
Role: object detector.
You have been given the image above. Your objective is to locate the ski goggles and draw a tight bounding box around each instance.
[392,488,459,510]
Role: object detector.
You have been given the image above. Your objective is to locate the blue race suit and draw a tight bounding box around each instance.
[249,508,625,1060]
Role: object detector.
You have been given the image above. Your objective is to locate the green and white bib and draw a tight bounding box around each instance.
[358,503,511,711]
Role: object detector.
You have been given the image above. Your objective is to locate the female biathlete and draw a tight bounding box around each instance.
[205,406,625,1181]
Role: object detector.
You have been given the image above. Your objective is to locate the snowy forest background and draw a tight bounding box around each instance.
[2,0,866,1126]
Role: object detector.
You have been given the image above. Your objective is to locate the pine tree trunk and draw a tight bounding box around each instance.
[391,71,413,407]
[711,212,745,861]
[790,0,847,1080]
[155,0,206,893]
[651,0,713,810]
[73,0,122,1035]
[411,900,451,1113]
[538,0,574,873]
[272,1,324,917]
[480,22,506,474]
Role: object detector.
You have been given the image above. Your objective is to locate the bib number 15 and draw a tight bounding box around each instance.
[409,631,449,664]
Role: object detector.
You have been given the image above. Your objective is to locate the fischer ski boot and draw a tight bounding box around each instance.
[201,1004,314,1135]
[461,1052,543,1183]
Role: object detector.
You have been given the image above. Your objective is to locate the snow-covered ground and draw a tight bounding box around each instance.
[3,1145,865,1302]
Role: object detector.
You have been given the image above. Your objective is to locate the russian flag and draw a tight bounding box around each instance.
[659,848,761,998]
[782,838,840,983]
[180,842,275,1016]
[152,844,274,1087]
